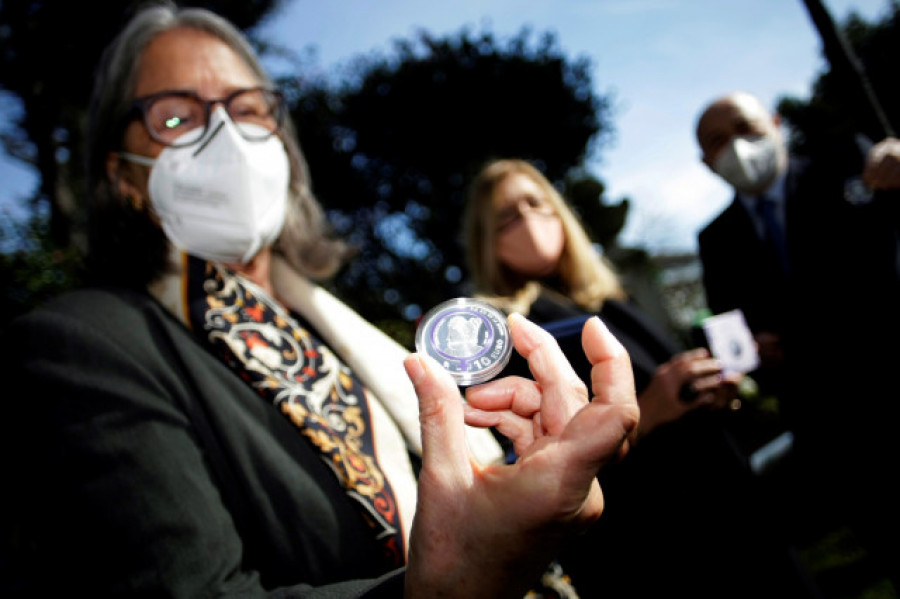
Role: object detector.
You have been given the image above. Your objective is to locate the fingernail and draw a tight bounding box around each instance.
[589,315,614,340]
[590,315,609,332]
[403,354,425,384]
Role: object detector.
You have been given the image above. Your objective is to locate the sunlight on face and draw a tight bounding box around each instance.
[493,173,565,278]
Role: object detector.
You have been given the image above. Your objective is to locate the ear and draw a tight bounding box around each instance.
[106,151,146,211]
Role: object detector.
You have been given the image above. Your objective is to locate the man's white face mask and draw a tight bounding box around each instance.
[122,106,290,264]
[713,135,781,194]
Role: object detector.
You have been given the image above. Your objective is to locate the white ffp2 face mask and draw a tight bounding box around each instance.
[713,135,780,194]
[122,106,289,264]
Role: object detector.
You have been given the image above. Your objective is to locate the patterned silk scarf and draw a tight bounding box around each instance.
[183,256,405,566]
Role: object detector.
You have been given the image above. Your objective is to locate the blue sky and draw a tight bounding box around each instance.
[0,0,892,253]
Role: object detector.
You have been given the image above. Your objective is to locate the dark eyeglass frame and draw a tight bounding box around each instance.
[494,195,558,233]
[126,86,286,148]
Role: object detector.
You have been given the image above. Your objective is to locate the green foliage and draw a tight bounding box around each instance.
[0,209,84,323]
[800,526,899,599]
[564,170,629,250]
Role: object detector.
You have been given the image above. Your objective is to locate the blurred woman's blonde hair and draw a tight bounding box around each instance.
[463,158,625,315]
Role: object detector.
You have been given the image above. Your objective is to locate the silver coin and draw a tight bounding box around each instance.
[415,298,512,386]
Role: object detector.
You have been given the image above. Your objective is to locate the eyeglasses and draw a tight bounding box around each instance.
[495,195,557,232]
[127,87,286,147]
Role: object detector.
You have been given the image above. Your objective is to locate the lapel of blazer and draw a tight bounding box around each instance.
[783,158,803,231]
[720,195,759,247]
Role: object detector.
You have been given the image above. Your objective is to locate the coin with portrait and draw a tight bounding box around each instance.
[415,298,512,386]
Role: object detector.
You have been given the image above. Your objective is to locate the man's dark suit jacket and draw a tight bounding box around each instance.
[698,167,793,338]
[697,155,900,581]
[698,156,899,430]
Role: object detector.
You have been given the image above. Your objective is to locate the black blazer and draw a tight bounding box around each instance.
[700,157,899,352]
[525,293,681,395]
[0,288,406,597]
[697,161,800,336]
[699,154,900,440]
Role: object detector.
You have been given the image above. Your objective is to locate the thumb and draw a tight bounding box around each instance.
[404,353,473,478]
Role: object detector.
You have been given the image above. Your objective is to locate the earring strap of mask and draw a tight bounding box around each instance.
[120,151,156,167]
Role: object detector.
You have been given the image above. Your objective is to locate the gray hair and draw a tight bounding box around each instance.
[85,0,350,286]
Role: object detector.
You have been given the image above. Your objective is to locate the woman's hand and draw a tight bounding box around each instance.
[403,314,638,599]
[636,348,740,442]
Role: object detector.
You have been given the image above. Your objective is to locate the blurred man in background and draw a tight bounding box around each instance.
[695,91,900,592]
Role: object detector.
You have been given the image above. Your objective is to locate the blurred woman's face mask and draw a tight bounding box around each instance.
[495,210,565,279]
[121,106,289,264]
[712,134,780,194]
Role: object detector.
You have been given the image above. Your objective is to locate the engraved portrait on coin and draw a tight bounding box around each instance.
[416,298,513,386]
[443,315,484,358]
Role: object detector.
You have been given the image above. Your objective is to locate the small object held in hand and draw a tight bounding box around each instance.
[702,309,759,375]
[415,298,512,386]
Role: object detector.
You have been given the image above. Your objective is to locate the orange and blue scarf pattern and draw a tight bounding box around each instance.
[186,258,404,567]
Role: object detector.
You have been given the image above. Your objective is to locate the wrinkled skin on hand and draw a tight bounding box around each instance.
[402,314,639,599]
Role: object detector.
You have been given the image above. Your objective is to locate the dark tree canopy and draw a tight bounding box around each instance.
[285,27,619,340]
[0,0,286,319]
[0,0,286,250]
[777,1,900,175]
